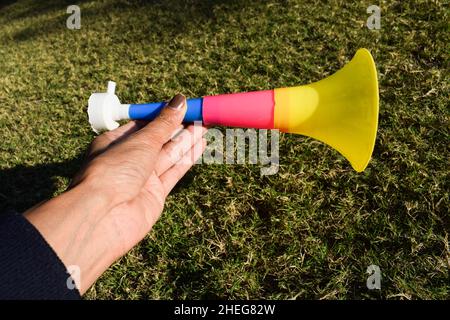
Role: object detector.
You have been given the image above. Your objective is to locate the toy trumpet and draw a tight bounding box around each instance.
[88,48,379,172]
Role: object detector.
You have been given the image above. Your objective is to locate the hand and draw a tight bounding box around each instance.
[25,94,207,294]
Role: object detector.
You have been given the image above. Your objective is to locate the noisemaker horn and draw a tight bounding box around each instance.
[88,48,379,172]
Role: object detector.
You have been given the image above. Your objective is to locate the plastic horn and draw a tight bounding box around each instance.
[88,48,379,172]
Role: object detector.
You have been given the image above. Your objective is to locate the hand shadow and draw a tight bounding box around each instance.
[0,152,194,214]
[0,155,86,214]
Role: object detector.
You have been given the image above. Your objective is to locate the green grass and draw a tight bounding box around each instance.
[0,0,448,299]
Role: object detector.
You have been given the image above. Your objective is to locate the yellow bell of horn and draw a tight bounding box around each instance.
[274,48,379,172]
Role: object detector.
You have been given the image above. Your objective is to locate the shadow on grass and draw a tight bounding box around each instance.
[0,156,84,213]
[0,152,196,213]
[1,0,91,19]
[4,0,253,42]
[0,0,17,10]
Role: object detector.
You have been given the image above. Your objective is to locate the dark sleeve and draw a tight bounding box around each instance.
[0,211,81,300]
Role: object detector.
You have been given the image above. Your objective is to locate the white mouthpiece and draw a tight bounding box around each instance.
[87,81,130,133]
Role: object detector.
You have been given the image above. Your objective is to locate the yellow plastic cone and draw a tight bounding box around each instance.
[274,48,379,172]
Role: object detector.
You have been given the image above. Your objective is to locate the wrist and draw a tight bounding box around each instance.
[24,182,120,294]
[71,178,117,213]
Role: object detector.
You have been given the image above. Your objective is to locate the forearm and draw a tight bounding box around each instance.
[24,182,120,294]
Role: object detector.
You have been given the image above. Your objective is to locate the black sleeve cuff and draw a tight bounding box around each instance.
[0,211,81,300]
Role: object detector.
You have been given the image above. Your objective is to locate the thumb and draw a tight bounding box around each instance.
[138,94,187,145]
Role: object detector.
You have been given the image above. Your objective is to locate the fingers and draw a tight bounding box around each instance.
[154,124,208,176]
[88,121,143,158]
[133,94,187,147]
[91,95,186,160]
[86,94,188,194]
[159,137,206,197]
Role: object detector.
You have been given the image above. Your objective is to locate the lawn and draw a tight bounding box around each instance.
[0,0,448,299]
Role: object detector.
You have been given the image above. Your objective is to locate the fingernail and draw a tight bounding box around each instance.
[167,94,186,110]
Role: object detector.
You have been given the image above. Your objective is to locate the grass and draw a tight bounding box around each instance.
[0,0,448,299]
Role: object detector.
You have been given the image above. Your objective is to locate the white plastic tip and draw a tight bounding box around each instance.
[88,81,128,134]
[107,81,116,94]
